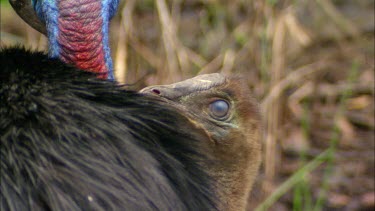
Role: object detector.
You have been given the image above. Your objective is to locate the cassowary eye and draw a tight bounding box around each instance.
[209,100,230,119]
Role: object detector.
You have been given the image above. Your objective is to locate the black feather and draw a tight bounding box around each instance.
[0,47,217,211]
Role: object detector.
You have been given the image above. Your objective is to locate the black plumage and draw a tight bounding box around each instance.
[0,47,217,211]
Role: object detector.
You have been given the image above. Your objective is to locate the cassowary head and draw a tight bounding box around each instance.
[9,0,118,80]
[141,73,262,211]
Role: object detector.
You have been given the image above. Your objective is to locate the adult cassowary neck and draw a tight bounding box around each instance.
[34,0,118,80]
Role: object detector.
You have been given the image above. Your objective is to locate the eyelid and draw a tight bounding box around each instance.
[207,96,230,104]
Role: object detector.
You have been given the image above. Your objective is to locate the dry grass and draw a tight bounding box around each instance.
[1,0,374,210]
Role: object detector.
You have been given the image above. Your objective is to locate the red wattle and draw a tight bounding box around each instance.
[57,0,108,79]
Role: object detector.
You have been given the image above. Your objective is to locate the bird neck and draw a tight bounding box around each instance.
[34,0,118,80]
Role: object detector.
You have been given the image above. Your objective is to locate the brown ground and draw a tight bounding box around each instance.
[1,0,374,210]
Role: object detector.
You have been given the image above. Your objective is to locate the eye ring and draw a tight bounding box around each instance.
[208,100,230,120]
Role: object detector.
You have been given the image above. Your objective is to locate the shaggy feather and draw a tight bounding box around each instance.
[0,47,217,211]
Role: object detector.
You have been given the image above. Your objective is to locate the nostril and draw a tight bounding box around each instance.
[152,89,161,95]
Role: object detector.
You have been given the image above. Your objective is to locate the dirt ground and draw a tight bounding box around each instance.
[1,0,374,210]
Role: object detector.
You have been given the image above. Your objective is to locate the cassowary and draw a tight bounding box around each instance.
[1,0,262,210]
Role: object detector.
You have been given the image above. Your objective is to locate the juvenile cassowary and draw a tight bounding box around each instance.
[1,0,261,210]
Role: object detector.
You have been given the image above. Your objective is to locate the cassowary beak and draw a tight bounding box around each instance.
[9,0,47,35]
[140,73,226,100]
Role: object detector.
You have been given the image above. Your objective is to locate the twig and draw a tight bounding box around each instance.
[261,60,332,115]
[315,0,360,37]
[115,0,135,83]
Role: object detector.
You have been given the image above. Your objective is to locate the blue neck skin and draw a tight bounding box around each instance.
[32,0,119,81]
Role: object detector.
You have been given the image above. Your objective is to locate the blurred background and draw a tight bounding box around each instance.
[1,0,374,210]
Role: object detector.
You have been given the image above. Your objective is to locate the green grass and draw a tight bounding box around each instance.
[313,59,360,211]
[293,101,313,211]
[256,59,361,211]
[255,149,332,211]
[1,0,10,6]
